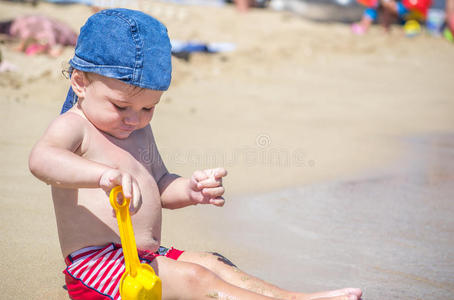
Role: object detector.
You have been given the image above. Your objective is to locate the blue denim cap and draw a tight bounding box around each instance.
[61,8,171,114]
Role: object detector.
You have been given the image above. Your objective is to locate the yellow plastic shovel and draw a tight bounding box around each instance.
[110,186,162,300]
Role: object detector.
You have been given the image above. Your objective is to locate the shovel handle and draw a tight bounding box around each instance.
[110,186,141,277]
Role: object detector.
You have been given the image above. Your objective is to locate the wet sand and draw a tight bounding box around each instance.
[1,1,454,299]
[184,134,454,299]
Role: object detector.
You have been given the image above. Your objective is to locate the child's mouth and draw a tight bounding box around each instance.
[119,126,135,132]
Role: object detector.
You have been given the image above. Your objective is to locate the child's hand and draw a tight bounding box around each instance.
[189,168,227,207]
[99,169,142,215]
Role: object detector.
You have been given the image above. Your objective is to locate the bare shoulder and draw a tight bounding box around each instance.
[38,110,90,152]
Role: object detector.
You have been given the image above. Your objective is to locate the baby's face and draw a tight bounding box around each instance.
[79,73,163,139]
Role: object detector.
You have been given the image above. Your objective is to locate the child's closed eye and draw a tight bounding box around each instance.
[143,107,154,112]
[113,103,127,111]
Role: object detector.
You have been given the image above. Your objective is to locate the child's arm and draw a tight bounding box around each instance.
[146,127,227,209]
[29,113,141,212]
[157,168,227,209]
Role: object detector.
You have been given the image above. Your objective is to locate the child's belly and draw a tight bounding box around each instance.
[53,181,162,258]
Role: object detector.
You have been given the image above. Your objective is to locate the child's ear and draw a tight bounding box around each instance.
[71,69,88,99]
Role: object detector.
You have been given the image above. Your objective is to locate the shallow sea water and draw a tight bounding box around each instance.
[218,134,454,299]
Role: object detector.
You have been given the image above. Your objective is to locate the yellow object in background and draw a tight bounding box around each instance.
[110,186,162,300]
[404,20,422,37]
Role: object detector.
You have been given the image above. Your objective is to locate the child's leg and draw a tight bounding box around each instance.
[177,251,362,300]
[380,6,396,31]
[361,8,377,27]
[381,0,409,19]
[352,8,377,34]
[446,0,454,32]
[153,256,276,299]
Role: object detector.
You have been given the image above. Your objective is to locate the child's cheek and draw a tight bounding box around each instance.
[141,113,153,126]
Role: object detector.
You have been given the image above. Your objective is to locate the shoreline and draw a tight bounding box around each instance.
[163,133,454,299]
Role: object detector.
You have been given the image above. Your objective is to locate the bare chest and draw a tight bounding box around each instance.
[81,126,153,178]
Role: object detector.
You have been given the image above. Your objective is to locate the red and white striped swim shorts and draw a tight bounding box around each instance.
[63,243,183,300]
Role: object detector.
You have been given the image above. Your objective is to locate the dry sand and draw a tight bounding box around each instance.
[0,1,453,299]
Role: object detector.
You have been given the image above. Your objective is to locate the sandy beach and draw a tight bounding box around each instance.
[0,1,453,299]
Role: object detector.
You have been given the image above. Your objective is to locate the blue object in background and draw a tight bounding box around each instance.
[171,40,236,54]
[426,8,446,35]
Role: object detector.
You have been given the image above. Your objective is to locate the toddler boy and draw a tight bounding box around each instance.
[29,8,362,300]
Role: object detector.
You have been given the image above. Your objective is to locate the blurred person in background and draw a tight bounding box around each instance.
[352,0,432,34]
[0,14,77,56]
[446,0,454,40]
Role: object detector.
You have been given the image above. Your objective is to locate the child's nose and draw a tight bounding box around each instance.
[124,112,140,126]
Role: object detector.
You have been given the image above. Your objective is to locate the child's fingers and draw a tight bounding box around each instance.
[202,186,225,199]
[130,180,142,215]
[197,168,226,188]
[209,197,225,207]
[197,177,220,189]
[192,170,209,183]
[213,168,227,179]
[121,173,132,199]
[100,169,121,190]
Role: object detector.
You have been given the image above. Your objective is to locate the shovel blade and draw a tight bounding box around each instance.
[120,265,162,300]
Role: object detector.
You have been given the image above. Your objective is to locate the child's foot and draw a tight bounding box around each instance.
[351,23,367,35]
[291,288,362,300]
[352,15,373,35]
[308,288,362,299]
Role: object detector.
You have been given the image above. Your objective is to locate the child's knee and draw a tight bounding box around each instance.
[182,263,218,287]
